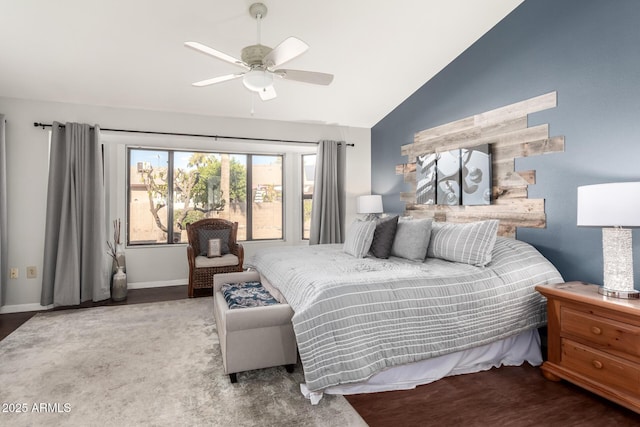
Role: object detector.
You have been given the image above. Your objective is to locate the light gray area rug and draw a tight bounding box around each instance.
[0,299,367,427]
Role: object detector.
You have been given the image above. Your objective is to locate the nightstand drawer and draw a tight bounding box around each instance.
[538,282,640,413]
[561,307,640,357]
[562,338,640,395]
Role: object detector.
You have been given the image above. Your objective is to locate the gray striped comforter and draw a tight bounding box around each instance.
[248,237,563,392]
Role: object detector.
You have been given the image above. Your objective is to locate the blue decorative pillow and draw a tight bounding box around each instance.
[221,281,279,309]
[198,228,230,255]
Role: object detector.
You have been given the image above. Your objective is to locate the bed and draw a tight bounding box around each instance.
[246,218,563,403]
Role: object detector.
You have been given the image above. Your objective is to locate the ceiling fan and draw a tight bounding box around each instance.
[185,2,334,101]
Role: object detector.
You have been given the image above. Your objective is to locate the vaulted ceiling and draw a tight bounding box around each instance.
[0,0,523,128]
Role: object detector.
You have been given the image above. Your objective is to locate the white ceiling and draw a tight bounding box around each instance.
[0,0,523,129]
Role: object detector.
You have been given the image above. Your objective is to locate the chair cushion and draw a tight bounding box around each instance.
[198,228,230,255]
[195,254,239,268]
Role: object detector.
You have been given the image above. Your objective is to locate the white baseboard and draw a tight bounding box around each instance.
[127,279,187,290]
[0,302,52,314]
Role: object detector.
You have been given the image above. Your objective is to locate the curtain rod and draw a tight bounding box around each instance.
[33,122,354,146]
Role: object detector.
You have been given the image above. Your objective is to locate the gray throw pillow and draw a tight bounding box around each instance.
[198,228,230,255]
[370,216,399,259]
[343,220,376,258]
[390,218,433,261]
[427,220,499,267]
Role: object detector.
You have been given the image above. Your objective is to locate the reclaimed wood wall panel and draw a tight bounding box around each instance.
[397,91,563,237]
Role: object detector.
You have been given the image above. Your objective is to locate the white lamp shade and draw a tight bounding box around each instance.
[577,182,640,227]
[243,69,274,92]
[357,195,383,214]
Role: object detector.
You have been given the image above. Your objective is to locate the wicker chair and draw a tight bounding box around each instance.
[186,218,244,297]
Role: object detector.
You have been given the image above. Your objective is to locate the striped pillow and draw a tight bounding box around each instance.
[343,220,376,258]
[427,220,499,266]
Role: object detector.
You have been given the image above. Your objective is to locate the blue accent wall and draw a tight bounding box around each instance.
[371,0,640,287]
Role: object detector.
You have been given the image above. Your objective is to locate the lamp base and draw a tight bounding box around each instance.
[598,287,640,299]
[602,227,636,298]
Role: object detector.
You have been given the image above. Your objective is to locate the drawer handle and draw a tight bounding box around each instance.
[592,360,603,369]
[590,326,602,335]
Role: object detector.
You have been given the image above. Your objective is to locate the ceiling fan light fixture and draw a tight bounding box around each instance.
[242,69,274,92]
[185,2,333,102]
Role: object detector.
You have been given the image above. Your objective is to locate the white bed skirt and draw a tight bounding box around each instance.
[301,329,542,404]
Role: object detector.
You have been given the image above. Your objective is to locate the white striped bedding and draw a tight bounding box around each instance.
[247,237,563,392]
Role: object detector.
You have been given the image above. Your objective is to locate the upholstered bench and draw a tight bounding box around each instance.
[213,271,297,383]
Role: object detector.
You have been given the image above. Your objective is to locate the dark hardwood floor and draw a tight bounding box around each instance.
[0,285,199,341]
[2,286,640,426]
[346,364,640,426]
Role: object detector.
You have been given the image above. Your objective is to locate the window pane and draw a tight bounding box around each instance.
[172,152,224,243]
[302,154,316,240]
[129,149,169,244]
[252,155,283,239]
[216,154,248,241]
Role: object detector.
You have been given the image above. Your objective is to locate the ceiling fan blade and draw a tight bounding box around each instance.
[192,73,244,87]
[275,69,334,86]
[184,41,249,69]
[258,85,277,101]
[263,37,309,68]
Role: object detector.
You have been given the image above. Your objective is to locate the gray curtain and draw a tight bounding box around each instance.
[0,115,6,307]
[309,140,346,245]
[41,122,110,306]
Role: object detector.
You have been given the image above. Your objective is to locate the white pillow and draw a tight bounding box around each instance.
[427,220,499,267]
[207,238,222,258]
[343,220,376,258]
[390,218,433,261]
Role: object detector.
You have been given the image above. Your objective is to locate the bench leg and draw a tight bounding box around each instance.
[285,364,295,373]
[229,373,238,383]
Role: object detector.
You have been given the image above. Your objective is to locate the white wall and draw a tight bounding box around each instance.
[0,96,371,312]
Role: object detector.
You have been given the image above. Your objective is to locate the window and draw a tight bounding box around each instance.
[302,154,316,240]
[251,155,283,240]
[128,148,283,245]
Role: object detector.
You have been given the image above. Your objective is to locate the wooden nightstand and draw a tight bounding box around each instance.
[536,281,640,413]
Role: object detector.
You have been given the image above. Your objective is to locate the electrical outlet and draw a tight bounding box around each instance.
[27,266,37,279]
[10,268,18,279]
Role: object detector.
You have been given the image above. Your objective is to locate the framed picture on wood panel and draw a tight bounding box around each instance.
[461,144,491,206]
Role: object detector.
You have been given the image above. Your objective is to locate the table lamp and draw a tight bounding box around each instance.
[577,182,640,299]
[357,195,383,221]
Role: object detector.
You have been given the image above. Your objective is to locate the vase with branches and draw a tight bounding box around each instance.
[107,219,127,301]
[107,219,126,271]
[107,219,122,267]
